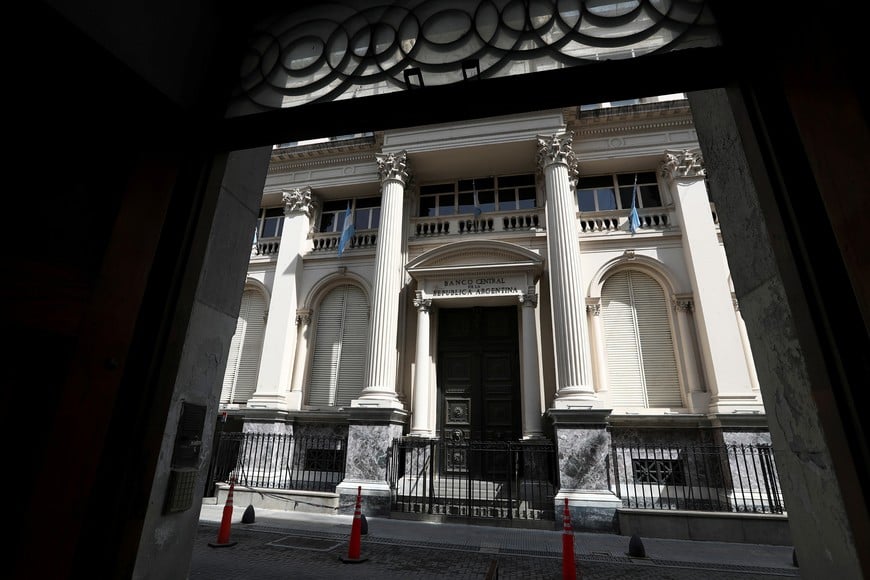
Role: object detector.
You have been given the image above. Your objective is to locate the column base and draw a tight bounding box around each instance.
[244,393,289,411]
[351,387,405,409]
[336,480,393,517]
[556,490,622,533]
[707,393,765,415]
[552,386,605,410]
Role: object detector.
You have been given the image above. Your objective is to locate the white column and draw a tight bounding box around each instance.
[734,297,762,392]
[286,310,311,410]
[672,297,706,412]
[537,132,599,408]
[247,187,316,410]
[409,292,433,436]
[353,151,410,409]
[519,288,544,438]
[585,301,608,393]
[661,150,763,414]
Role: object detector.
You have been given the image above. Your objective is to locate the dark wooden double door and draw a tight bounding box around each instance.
[437,306,521,478]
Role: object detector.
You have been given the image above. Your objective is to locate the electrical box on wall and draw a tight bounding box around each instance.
[163,402,207,514]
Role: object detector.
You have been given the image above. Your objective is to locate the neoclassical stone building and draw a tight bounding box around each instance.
[218,95,768,527]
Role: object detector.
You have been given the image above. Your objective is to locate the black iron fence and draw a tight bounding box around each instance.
[206,432,347,495]
[611,443,785,514]
[205,432,785,519]
[388,437,558,522]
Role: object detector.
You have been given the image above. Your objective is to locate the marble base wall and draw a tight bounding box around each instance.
[336,409,408,517]
[548,409,621,532]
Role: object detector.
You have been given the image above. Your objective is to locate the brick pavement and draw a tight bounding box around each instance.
[191,520,800,579]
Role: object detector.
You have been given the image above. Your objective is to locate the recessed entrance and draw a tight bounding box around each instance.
[437,305,521,476]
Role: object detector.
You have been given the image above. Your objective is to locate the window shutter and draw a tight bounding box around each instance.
[602,272,645,406]
[632,274,682,407]
[233,292,267,403]
[602,270,682,409]
[334,286,368,406]
[220,314,245,403]
[220,289,267,404]
[308,285,369,407]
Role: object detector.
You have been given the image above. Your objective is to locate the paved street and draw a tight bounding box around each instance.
[190,506,800,579]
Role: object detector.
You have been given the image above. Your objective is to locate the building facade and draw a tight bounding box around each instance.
[217,96,768,528]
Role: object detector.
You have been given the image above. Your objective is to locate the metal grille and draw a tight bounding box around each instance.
[612,443,785,514]
[206,432,347,493]
[388,437,558,523]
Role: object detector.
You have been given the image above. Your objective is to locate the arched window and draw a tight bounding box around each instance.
[220,288,267,404]
[601,270,682,408]
[307,284,368,407]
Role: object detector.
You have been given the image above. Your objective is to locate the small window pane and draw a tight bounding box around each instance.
[498,174,534,188]
[517,186,536,209]
[640,184,662,208]
[437,193,455,215]
[458,192,476,214]
[578,190,596,212]
[596,188,617,210]
[320,212,337,232]
[419,196,437,217]
[477,190,496,212]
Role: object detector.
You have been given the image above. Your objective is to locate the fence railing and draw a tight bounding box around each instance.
[611,443,785,514]
[205,433,785,518]
[206,432,348,495]
[388,437,558,522]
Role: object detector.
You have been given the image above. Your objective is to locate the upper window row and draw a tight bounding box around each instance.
[256,170,662,238]
[577,172,662,212]
[419,174,536,217]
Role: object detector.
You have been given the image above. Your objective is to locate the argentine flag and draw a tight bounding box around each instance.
[629,175,640,235]
[338,201,355,256]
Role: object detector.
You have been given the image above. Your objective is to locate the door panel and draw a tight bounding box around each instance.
[437,306,520,478]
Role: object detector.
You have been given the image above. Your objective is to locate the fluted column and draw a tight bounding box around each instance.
[353,151,410,409]
[286,310,311,410]
[537,132,599,408]
[519,288,544,438]
[409,293,433,436]
[585,301,608,394]
[661,150,763,414]
[247,187,316,410]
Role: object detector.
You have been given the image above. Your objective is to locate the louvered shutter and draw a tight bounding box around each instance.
[334,286,368,406]
[632,274,682,407]
[220,312,245,403]
[219,289,267,404]
[233,291,267,403]
[308,288,346,406]
[602,272,645,406]
[601,270,682,409]
[308,285,369,407]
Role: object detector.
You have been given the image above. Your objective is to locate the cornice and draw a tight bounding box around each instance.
[269,151,376,175]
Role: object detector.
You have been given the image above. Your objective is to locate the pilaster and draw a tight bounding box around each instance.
[661,150,763,415]
[247,187,317,411]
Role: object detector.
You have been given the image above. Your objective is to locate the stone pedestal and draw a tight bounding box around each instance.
[336,408,408,517]
[548,408,621,532]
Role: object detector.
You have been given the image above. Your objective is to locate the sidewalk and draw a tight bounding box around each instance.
[197,502,799,577]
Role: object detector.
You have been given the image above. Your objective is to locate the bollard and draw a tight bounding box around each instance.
[562,498,579,579]
[340,486,368,563]
[628,534,646,558]
[242,504,256,524]
[208,477,238,548]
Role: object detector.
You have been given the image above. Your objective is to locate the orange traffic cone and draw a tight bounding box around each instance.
[208,476,238,548]
[562,498,580,579]
[339,486,368,563]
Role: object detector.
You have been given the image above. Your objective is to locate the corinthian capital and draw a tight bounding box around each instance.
[377,150,411,186]
[536,132,579,181]
[282,186,317,217]
[660,149,706,181]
